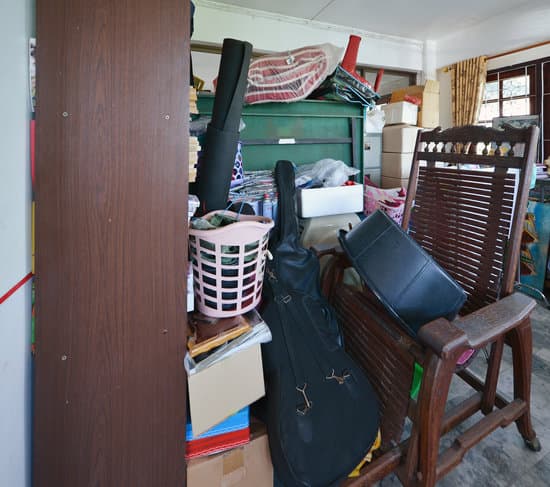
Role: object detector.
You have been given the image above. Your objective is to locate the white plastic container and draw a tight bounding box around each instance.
[297,184,363,218]
[382,102,418,126]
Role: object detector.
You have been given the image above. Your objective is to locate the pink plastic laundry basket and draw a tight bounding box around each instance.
[189,211,274,318]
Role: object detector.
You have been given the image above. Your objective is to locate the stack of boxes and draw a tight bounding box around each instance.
[380,80,440,189]
[184,311,274,486]
[381,124,422,189]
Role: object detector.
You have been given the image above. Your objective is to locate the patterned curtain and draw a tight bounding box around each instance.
[451,56,488,126]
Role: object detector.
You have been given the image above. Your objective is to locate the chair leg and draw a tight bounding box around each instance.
[507,318,541,451]
[415,351,459,486]
[481,338,504,415]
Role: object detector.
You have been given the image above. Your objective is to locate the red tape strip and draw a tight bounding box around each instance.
[0,272,34,305]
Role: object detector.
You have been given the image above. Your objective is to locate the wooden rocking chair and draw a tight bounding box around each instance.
[320,124,541,486]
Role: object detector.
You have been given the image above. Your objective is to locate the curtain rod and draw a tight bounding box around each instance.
[487,40,550,60]
[441,39,550,71]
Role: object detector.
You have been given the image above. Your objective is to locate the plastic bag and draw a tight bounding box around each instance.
[363,183,406,225]
[244,43,343,104]
[297,159,359,188]
[364,108,385,133]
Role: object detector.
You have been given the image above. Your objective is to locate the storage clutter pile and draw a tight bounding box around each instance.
[185,22,449,484]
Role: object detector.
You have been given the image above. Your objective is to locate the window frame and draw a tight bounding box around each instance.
[480,64,538,124]
[481,58,549,162]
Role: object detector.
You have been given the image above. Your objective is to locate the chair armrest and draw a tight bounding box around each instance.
[417,318,469,360]
[310,243,344,258]
[417,293,535,357]
[451,292,536,349]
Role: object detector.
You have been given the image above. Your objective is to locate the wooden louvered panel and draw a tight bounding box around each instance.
[411,214,509,264]
[420,175,517,193]
[412,219,509,253]
[411,213,512,249]
[419,169,517,183]
[417,176,515,203]
[416,247,501,281]
[410,166,516,313]
[332,286,415,451]
[411,234,504,267]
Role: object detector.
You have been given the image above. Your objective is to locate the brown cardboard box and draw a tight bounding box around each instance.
[390,80,439,128]
[187,423,273,487]
[381,175,409,190]
[188,344,265,436]
[382,152,414,179]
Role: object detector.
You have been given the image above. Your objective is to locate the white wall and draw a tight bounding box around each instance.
[436,3,550,69]
[436,2,550,128]
[488,43,550,71]
[438,69,453,129]
[0,0,33,485]
[193,0,424,73]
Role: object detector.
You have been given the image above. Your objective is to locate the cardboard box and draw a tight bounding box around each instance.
[382,152,414,179]
[382,175,409,190]
[391,80,440,128]
[382,101,418,126]
[297,184,363,218]
[187,423,273,487]
[382,124,422,153]
[187,344,265,436]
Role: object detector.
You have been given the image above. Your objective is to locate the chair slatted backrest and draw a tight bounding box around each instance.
[403,125,539,315]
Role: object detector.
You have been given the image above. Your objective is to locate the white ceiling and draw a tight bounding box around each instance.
[214,0,543,40]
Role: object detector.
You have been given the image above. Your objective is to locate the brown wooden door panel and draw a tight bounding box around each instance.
[34,1,189,485]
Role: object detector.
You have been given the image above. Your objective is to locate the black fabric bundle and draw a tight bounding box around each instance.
[195,38,252,213]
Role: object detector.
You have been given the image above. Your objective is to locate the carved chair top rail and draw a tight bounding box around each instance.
[419,125,535,145]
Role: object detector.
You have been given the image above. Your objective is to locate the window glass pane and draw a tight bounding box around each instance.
[479,101,499,122]
[484,81,498,101]
[502,98,530,116]
[502,75,529,98]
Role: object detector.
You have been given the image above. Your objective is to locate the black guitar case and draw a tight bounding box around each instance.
[260,160,380,487]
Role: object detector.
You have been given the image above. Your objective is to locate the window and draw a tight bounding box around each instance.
[480,60,550,163]
[358,67,416,97]
[479,65,537,125]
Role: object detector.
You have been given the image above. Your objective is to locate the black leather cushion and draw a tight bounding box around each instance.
[339,210,466,337]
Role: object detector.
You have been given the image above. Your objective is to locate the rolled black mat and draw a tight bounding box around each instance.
[195,38,252,213]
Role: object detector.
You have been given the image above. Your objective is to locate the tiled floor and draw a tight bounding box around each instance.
[378,302,550,486]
